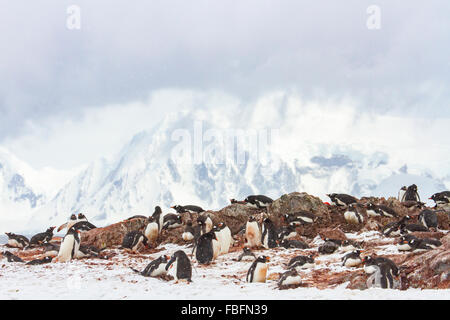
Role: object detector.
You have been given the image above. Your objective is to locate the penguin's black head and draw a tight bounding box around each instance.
[327,193,337,200]
[263,218,272,224]
[256,256,270,263]
[248,216,257,222]
[366,203,375,210]
[148,216,156,223]
[362,255,373,264]
[230,199,237,204]
[47,226,56,233]
[77,213,86,220]
[218,222,226,229]
[401,186,407,191]
[44,256,53,262]
[243,247,252,254]
[409,184,418,191]
[70,214,77,220]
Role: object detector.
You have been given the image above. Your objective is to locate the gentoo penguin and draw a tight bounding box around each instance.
[236,248,256,262]
[245,216,262,248]
[195,231,218,264]
[166,250,192,282]
[244,195,273,209]
[261,218,278,249]
[283,211,316,226]
[382,215,411,237]
[343,204,364,224]
[75,245,105,259]
[121,231,148,252]
[403,184,420,202]
[326,193,358,207]
[217,222,232,254]
[318,240,339,254]
[57,214,78,232]
[400,223,428,234]
[246,256,270,283]
[398,186,407,202]
[286,255,315,270]
[397,234,418,251]
[197,215,213,234]
[28,226,56,247]
[72,220,97,232]
[362,256,399,277]
[171,205,205,214]
[144,216,160,244]
[366,263,395,289]
[43,243,60,257]
[56,227,81,262]
[278,269,302,288]
[400,237,442,252]
[342,250,362,267]
[162,214,183,230]
[26,256,53,265]
[279,239,309,249]
[429,191,450,206]
[151,206,164,231]
[182,221,197,242]
[418,209,438,229]
[323,238,343,246]
[130,255,170,277]
[211,226,222,259]
[277,225,297,241]
[2,251,24,263]
[340,240,362,252]
[365,203,398,218]
[5,232,29,249]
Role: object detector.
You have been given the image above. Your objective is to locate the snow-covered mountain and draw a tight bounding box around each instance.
[23,111,449,233]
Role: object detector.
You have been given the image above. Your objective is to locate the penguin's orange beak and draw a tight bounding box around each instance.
[265,257,270,262]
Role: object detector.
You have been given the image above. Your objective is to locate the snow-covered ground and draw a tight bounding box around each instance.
[1,232,449,300]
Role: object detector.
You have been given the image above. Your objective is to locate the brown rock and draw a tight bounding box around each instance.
[318,228,347,241]
[346,273,368,290]
[409,231,445,240]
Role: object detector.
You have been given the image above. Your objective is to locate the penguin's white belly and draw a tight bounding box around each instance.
[212,239,221,259]
[283,232,297,240]
[205,219,213,233]
[255,200,269,208]
[151,263,167,277]
[340,245,356,252]
[220,228,232,254]
[280,275,302,286]
[246,203,259,209]
[344,258,361,267]
[296,263,315,271]
[366,210,378,217]
[145,223,159,242]
[397,244,412,251]
[381,211,394,218]
[246,222,261,247]
[132,237,144,251]
[299,216,313,223]
[182,232,194,241]
[252,263,268,283]
[364,265,378,274]
[336,198,347,206]
[169,260,178,280]
[58,235,76,262]
[344,211,362,224]
[8,239,21,248]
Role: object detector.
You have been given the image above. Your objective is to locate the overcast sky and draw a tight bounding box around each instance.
[1,1,449,169]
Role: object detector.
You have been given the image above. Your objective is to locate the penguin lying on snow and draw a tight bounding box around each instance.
[261,218,278,249]
[166,250,192,282]
[278,269,302,288]
[2,251,24,263]
[131,255,170,277]
[397,234,418,251]
[318,240,339,254]
[362,256,398,276]
[342,250,362,267]
[43,243,61,257]
[5,232,29,249]
[326,193,358,207]
[246,256,270,283]
[418,209,438,229]
[236,248,256,262]
[279,239,309,249]
[28,227,56,248]
[26,256,53,265]
[55,227,81,262]
[277,225,297,241]
[245,216,262,248]
[398,237,442,252]
[121,231,148,252]
[340,240,362,252]
[286,255,315,270]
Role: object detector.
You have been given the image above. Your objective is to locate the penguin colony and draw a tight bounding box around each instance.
[1,185,449,291]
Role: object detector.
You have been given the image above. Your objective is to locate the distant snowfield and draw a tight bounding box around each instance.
[1,233,449,300]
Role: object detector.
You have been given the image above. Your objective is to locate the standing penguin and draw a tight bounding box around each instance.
[344,204,364,224]
[195,231,218,264]
[121,231,148,252]
[130,255,170,277]
[217,222,232,254]
[362,256,399,277]
[246,256,270,283]
[261,218,278,249]
[197,215,213,234]
[403,184,420,202]
[28,227,56,247]
[55,227,81,263]
[245,216,262,248]
[418,209,438,229]
[166,250,192,282]
[342,250,362,267]
[366,263,395,289]
[144,216,160,244]
[151,206,164,231]
[5,232,29,249]
[398,186,407,202]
